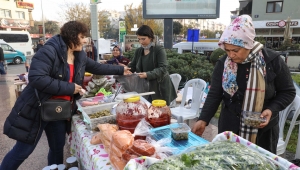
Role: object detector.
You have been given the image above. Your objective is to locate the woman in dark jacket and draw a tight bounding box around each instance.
[1,21,131,170]
[128,25,176,105]
[192,15,295,154]
[106,46,130,66]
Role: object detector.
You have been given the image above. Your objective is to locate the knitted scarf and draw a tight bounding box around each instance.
[222,41,266,143]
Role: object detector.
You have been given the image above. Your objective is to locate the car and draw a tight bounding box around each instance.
[0,39,26,64]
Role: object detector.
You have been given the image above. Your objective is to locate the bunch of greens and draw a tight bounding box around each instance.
[148,141,279,170]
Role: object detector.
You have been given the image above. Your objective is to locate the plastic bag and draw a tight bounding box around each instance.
[133,118,153,137]
[146,137,177,159]
[90,132,102,145]
[114,74,149,93]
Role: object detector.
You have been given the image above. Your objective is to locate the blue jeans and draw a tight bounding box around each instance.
[0,120,67,170]
[0,62,6,75]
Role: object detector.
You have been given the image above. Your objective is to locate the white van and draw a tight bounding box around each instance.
[173,42,219,54]
[0,31,33,56]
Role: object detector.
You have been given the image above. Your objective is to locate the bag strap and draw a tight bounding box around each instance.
[34,89,42,106]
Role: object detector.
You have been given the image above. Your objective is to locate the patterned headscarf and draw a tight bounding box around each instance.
[219,15,256,50]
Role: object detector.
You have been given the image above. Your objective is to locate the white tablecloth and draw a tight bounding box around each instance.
[70,115,113,170]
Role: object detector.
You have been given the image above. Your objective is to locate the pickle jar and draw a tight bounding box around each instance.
[146,100,171,128]
[116,96,148,133]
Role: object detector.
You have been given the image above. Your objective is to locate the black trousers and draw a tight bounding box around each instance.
[256,124,279,154]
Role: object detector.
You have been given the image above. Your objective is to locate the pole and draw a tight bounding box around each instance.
[90,3,99,61]
[163,19,173,49]
[41,0,46,40]
[192,29,194,53]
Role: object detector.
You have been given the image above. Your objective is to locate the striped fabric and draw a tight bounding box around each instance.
[239,42,266,143]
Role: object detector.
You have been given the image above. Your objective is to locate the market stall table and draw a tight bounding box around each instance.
[70,115,112,170]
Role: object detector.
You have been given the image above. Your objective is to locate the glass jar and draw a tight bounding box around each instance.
[116,96,148,133]
[146,100,171,128]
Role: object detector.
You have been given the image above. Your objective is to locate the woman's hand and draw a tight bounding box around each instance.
[124,66,132,75]
[259,109,272,128]
[74,83,83,94]
[99,60,107,64]
[137,72,147,78]
[119,63,126,67]
[192,120,207,137]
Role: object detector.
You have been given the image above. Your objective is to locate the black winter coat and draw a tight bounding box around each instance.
[199,48,295,134]
[3,35,124,144]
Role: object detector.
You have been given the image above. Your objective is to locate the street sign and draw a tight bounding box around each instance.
[119,21,126,43]
[90,0,101,4]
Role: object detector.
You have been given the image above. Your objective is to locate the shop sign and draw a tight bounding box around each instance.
[16,1,34,9]
[0,18,29,29]
[266,20,298,27]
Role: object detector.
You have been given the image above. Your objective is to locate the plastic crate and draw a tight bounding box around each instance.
[81,102,117,131]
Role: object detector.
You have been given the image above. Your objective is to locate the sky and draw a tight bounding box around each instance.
[28,0,239,25]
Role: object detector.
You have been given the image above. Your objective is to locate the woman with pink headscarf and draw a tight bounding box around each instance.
[192,15,295,154]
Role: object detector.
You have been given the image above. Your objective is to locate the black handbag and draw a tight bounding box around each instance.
[34,89,72,121]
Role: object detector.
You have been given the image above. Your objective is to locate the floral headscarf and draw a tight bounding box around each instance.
[218,15,256,50]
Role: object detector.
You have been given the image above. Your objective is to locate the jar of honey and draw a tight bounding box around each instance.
[146,100,171,128]
[116,96,148,133]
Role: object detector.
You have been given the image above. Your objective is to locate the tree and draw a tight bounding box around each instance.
[181,25,193,38]
[173,21,183,35]
[124,3,163,38]
[60,2,112,39]
[98,10,113,38]
[61,2,91,35]
[28,20,60,35]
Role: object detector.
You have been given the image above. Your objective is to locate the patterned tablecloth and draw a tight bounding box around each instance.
[70,115,113,170]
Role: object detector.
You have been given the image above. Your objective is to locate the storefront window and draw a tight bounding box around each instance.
[266,1,283,13]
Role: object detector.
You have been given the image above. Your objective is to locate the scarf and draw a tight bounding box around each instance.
[142,42,154,50]
[222,41,266,143]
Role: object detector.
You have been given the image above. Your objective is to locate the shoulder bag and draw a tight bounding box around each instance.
[34,89,72,121]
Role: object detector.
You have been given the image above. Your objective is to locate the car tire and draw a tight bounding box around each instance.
[14,57,22,64]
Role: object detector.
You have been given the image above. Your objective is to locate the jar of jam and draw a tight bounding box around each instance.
[146,100,171,128]
[116,96,148,133]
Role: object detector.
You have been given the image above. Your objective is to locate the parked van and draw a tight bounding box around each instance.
[0,39,26,64]
[172,42,219,54]
[0,31,34,56]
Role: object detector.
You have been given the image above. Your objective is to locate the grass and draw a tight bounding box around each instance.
[285,73,300,153]
[212,73,300,153]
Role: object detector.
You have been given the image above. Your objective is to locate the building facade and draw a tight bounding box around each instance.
[233,0,300,48]
[0,0,34,31]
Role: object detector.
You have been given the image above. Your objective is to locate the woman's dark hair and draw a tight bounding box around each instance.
[136,25,154,40]
[60,21,88,49]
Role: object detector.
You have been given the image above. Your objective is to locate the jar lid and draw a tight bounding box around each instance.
[124,96,140,103]
[66,156,77,163]
[152,100,166,107]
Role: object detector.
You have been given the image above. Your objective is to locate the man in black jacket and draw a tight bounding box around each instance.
[36,39,44,52]
[0,46,6,75]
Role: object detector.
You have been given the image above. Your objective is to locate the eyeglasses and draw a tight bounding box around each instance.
[113,50,120,52]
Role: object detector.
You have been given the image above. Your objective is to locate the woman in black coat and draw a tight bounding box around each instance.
[192,15,295,154]
[1,21,131,170]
